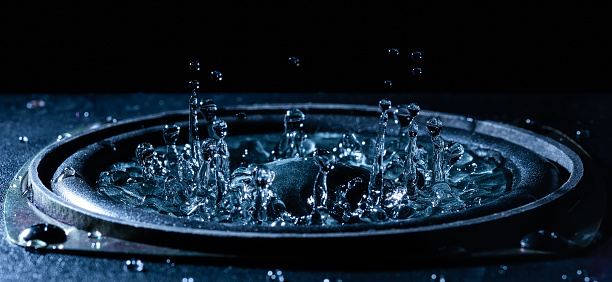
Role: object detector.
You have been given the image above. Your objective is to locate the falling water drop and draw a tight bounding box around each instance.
[426,117,443,137]
[388,48,400,56]
[18,136,29,143]
[189,61,200,72]
[211,70,223,82]
[236,112,247,120]
[188,80,200,91]
[412,51,422,62]
[383,80,393,87]
[288,56,300,68]
[412,67,423,77]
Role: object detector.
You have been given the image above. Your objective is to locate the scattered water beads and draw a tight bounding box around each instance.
[97,99,513,226]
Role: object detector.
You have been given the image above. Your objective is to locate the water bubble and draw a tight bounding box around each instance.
[412,67,423,77]
[163,124,181,145]
[18,136,29,143]
[388,48,399,56]
[288,56,300,68]
[188,80,200,91]
[19,224,67,247]
[211,70,223,82]
[236,112,247,120]
[426,117,443,137]
[26,100,46,109]
[124,258,145,272]
[411,51,422,61]
[189,61,200,72]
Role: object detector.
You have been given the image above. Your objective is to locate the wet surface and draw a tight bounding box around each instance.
[0,92,611,281]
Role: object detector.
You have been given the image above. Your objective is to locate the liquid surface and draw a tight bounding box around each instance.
[97,131,512,226]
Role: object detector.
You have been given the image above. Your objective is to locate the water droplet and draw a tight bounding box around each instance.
[54,167,79,183]
[98,140,117,151]
[314,148,337,172]
[87,230,103,240]
[388,48,399,56]
[267,269,285,281]
[253,165,275,189]
[236,112,247,120]
[212,119,228,139]
[124,259,145,272]
[19,224,67,246]
[188,80,200,91]
[25,239,48,250]
[18,136,29,143]
[383,80,393,87]
[26,100,46,109]
[211,70,223,82]
[163,124,181,145]
[430,274,446,282]
[561,274,568,280]
[182,278,194,282]
[520,230,576,251]
[379,99,392,112]
[498,265,508,275]
[189,61,200,72]
[426,117,443,137]
[575,129,591,140]
[284,109,305,131]
[135,143,155,167]
[288,56,300,68]
[411,51,422,61]
[57,133,72,142]
[104,116,118,123]
[412,67,423,77]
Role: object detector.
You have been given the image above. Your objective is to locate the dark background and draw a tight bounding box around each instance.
[1,3,610,94]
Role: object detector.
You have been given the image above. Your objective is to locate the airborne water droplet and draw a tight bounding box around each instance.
[18,136,29,143]
[189,61,200,72]
[412,67,423,77]
[288,56,300,68]
[383,80,393,87]
[388,48,399,56]
[236,112,247,120]
[412,51,422,61]
[211,70,223,82]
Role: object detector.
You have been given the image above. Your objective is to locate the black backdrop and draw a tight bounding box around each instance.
[1,2,610,94]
